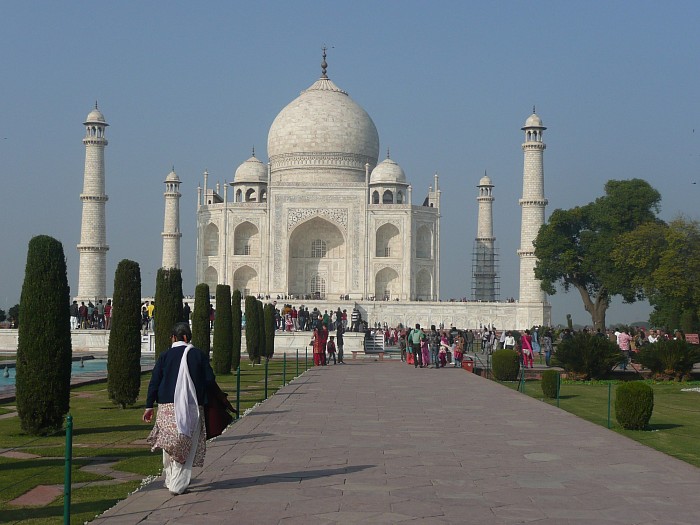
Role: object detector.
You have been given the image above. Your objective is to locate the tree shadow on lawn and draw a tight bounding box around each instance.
[0,457,89,472]
[647,423,682,431]
[3,498,117,522]
[73,424,147,436]
[190,464,374,491]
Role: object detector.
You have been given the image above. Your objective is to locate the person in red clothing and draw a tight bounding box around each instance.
[521,330,534,369]
[311,320,329,366]
[104,299,112,330]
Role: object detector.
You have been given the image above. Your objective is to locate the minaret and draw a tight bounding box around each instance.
[473,173,498,301]
[518,109,548,303]
[77,103,109,301]
[162,168,182,269]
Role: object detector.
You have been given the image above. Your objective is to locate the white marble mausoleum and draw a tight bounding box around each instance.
[196,53,440,302]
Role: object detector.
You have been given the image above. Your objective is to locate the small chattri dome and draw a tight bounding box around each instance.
[84,105,107,125]
[234,155,268,184]
[370,158,406,184]
[478,174,492,186]
[165,169,180,183]
[523,112,544,129]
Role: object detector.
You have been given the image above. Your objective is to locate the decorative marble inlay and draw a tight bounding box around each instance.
[287,208,348,233]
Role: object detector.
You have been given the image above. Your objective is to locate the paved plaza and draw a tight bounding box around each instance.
[93,360,700,524]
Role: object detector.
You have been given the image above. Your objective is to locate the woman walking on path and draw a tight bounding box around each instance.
[143,323,215,495]
[521,329,534,368]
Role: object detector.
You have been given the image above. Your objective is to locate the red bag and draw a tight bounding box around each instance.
[204,381,237,439]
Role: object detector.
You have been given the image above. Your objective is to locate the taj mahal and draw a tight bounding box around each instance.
[74,51,551,330]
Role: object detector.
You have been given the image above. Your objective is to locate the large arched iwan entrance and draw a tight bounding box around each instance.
[288,216,346,299]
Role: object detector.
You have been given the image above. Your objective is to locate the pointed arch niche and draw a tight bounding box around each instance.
[204,266,218,291]
[416,225,432,259]
[203,223,219,256]
[415,269,432,300]
[375,267,399,300]
[376,223,400,258]
[233,265,258,296]
[234,221,259,256]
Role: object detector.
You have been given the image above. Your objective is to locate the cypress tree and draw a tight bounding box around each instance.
[256,299,265,361]
[263,302,276,359]
[191,283,211,357]
[16,235,72,435]
[232,289,242,371]
[212,285,233,374]
[154,268,184,359]
[244,295,260,364]
[107,260,142,408]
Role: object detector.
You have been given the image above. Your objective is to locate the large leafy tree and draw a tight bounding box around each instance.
[16,236,72,435]
[212,285,233,374]
[107,260,142,408]
[534,179,662,329]
[191,283,211,356]
[154,268,184,359]
[613,217,700,332]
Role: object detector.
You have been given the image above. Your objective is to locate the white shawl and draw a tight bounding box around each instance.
[173,343,199,438]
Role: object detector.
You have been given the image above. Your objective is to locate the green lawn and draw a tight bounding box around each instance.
[505,378,700,467]
[0,356,310,524]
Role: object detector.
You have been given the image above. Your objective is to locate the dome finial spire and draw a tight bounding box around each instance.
[387,147,390,159]
[95,100,99,110]
[252,145,256,157]
[532,105,536,114]
[321,46,328,78]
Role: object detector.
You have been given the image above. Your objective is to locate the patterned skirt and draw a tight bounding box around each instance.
[147,403,206,466]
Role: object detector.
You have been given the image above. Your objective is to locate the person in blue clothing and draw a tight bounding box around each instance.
[143,322,215,495]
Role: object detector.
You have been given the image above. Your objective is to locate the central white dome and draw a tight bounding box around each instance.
[267,76,380,183]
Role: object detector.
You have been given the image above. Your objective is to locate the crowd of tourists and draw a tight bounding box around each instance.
[69,299,112,330]
[271,303,369,333]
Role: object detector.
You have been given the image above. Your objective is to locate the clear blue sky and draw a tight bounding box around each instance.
[1,1,698,326]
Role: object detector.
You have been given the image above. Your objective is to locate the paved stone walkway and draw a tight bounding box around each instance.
[93,361,700,524]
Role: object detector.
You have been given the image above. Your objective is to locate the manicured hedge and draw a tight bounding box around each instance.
[615,382,654,430]
[16,236,72,435]
[492,349,520,381]
[191,283,211,357]
[212,285,232,374]
[107,260,142,408]
[554,333,622,380]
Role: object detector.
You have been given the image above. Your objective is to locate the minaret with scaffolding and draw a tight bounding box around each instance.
[472,172,499,301]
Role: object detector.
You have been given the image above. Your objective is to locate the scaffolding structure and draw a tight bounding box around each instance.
[471,240,500,302]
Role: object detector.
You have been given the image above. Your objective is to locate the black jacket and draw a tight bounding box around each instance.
[146,342,215,408]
